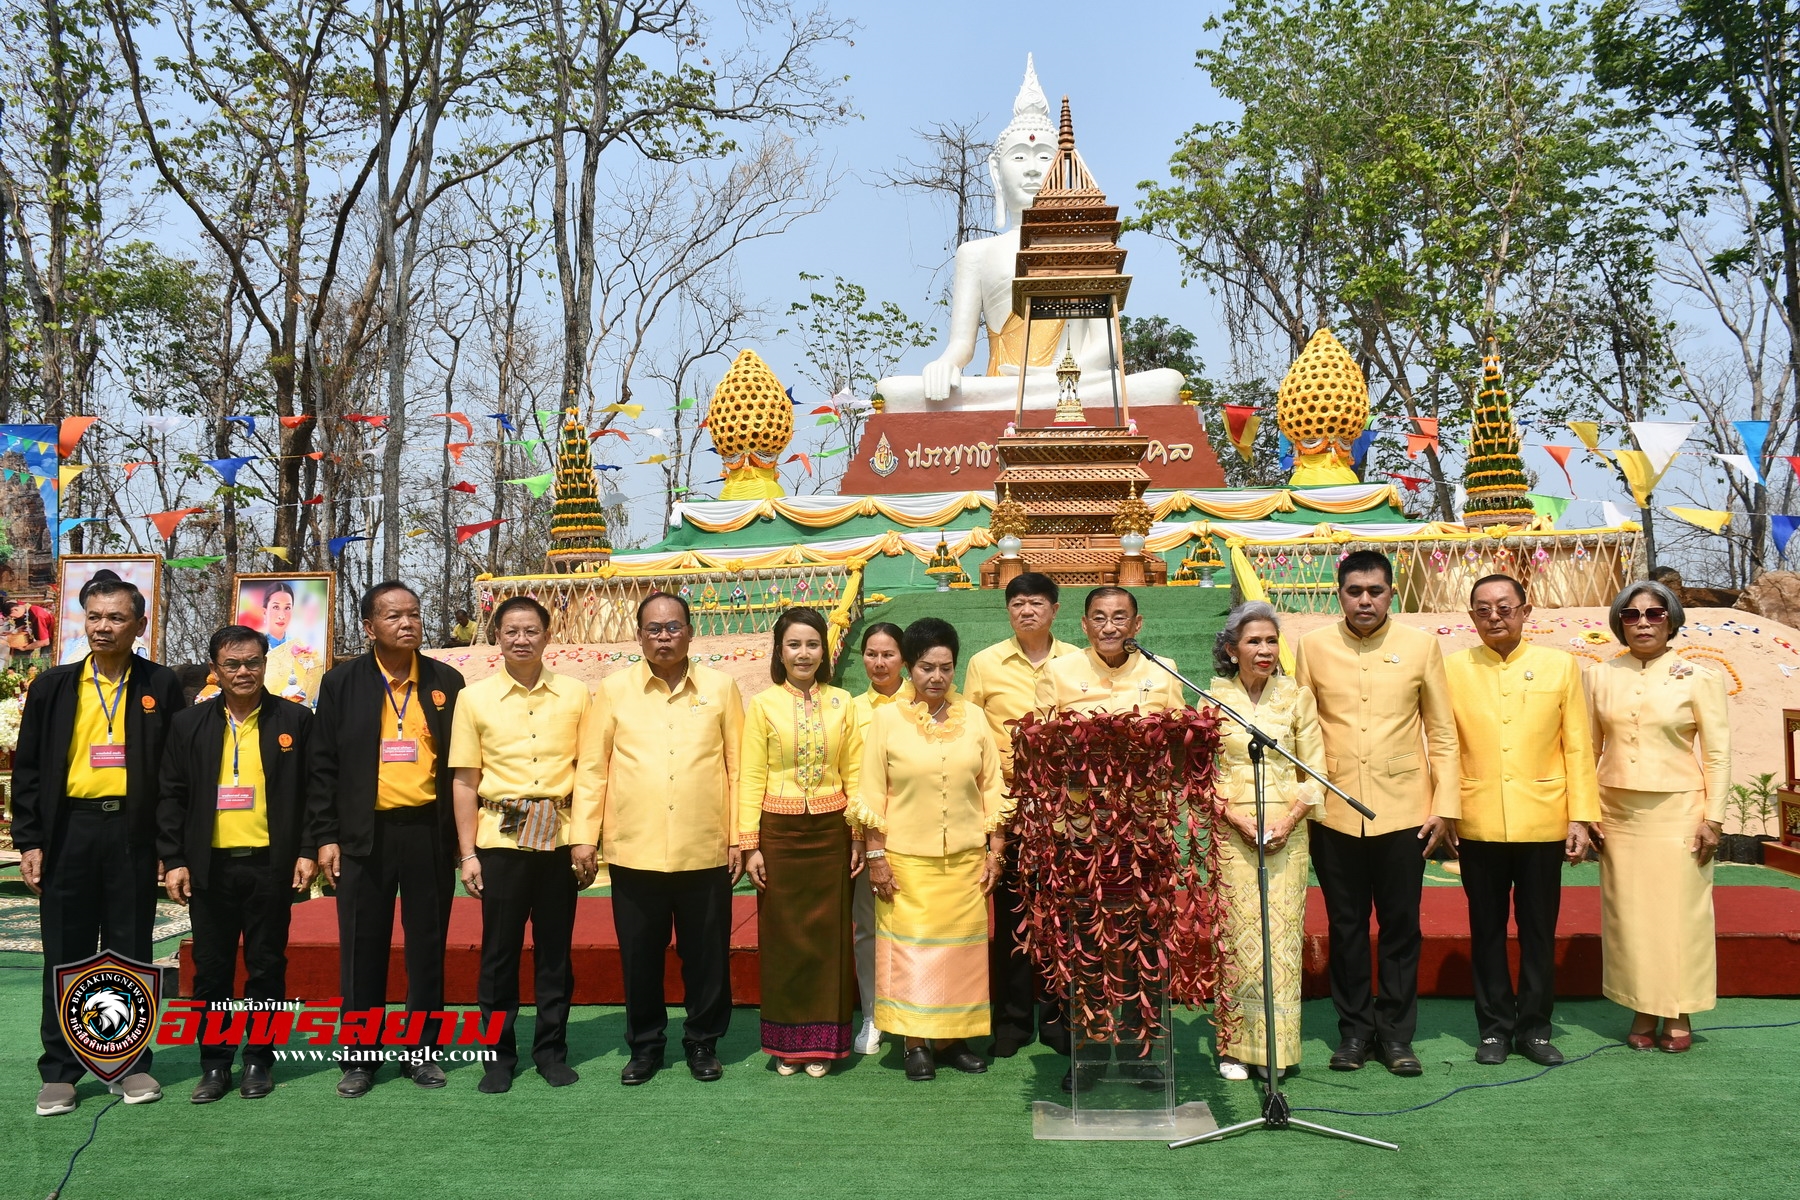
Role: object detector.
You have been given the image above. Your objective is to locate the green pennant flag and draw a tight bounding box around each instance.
[166,555,225,569]
[504,471,557,498]
[535,409,564,429]
[677,396,697,410]
[1525,493,1570,525]
[817,446,848,458]
[814,414,838,426]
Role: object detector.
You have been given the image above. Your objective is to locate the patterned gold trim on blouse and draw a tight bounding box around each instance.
[907,698,966,743]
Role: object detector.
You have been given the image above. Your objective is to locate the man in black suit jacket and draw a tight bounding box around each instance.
[13,572,185,1117]
[159,624,315,1103]
[307,581,464,1097]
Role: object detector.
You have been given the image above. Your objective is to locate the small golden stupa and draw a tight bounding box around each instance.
[1169,537,1224,587]
[924,534,973,590]
[1052,345,1086,424]
[707,349,793,500]
[1277,328,1369,486]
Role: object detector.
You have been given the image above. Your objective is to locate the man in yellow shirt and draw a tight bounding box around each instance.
[1444,575,1598,1068]
[1295,550,1459,1078]
[308,581,465,1097]
[1035,586,1186,716]
[14,573,184,1116]
[450,596,602,1094]
[589,591,744,1086]
[158,625,315,1102]
[962,572,1078,1059]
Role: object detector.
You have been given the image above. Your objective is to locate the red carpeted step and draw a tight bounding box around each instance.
[180,886,1800,1004]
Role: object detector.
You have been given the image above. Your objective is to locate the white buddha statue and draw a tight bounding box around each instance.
[876,56,1186,415]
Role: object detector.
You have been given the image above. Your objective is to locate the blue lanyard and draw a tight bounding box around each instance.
[384,675,414,730]
[90,659,126,743]
[225,708,250,786]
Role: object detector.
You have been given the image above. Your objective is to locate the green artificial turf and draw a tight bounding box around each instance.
[7,960,1797,1200]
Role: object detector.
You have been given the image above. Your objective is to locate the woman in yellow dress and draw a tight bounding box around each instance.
[740,608,864,1076]
[851,617,1008,1082]
[1588,581,1729,1053]
[1208,602,1323,1080]
[847,622,905,1056]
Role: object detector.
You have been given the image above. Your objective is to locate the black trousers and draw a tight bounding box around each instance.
[334,804,454,1066]
[1459,839,1564,1042]
[190,848,292,1070]
[477,846,577,1072]
[1310,823,1425,1044]
[609,864,731,1058]
[989,840,1068,1053]
[37,805,160,1083]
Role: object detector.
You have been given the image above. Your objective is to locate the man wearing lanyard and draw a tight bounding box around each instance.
[158,625,315,1101]
[449,596,602,1094]
[308,581,465,1097]
[13,573,184,1116]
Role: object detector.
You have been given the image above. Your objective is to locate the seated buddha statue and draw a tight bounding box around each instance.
[876,56,1185,415]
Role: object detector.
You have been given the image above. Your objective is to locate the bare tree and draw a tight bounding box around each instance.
[872,115,993,295]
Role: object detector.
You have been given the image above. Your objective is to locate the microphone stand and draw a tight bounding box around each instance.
[1121,639,1399,1153]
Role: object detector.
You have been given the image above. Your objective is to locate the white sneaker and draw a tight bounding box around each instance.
[804,1061,829,1078]
[854,1019,882,1055]
[106,1072,162,1104]
[1217,1058,1249,1081]
[36,1082,77,1116]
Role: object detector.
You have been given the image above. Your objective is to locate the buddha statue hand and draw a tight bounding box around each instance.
[922,358,964,402]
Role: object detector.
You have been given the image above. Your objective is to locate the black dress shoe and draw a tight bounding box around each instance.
[401,1060,447,1088]
[1514,1037,1564,1066]
[988,1037,1026,1059]
[1475,1037,1509,1066]
[478,1066,513,1094]
[1329,1037,1371,1071]
[620,1054,663,1086]
[538,1062,580,1087]
[239,1064,273,1099]
[190,1068,231,1104]
[937,1046,987,1074]
[336,1067,375,1098]
[903,1047,936,1082]
[1379,1041,1423,1076]
[685,1045,723,1082]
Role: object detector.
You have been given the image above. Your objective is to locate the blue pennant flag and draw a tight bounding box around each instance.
[1733,420,1770,483]
[204,455,259,486]
[1277,432,1294,473]
[56,516,100,539]
[226,415,256,437]
[327,533,372,558]
[1773,514,1799,559]
[1350,430,1375,466]
[485,412,516,433]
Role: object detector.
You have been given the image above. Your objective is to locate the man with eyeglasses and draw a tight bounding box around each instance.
[158,625,315,1102]
[591,591,744,1086]
[1035,586,1184,716]
[962,572,1079,1059]
[1295,550,1459,1078]
[1442,575,1597,1068]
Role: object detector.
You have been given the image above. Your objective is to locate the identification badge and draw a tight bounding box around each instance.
[89,743,126,769]
[380,738,419,763]
[217,786,256,811]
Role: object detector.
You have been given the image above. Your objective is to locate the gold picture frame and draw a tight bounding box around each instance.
[231,572,335,709]
[53,554,163,666]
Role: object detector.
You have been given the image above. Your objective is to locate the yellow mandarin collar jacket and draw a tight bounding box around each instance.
[1209,674,1326,813]
[1294,619,1460,836]
[849,699,1008,858]
[1443,641,1599,842]
[1035,646,1186,717]
[1587,649,1731,821]
[592,659,744,872]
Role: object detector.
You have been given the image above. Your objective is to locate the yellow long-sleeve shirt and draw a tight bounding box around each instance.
[447,668,603,850]
[736,683,863,849]
[592,660,744,872]
[963,635,1078,780]
[1035,647,1186,717]
[1587,650,1731,821]
[1444,642,1599,841]
[1294,619,1461,836]
[1209,674,1326,814]
[848,699,1008,858]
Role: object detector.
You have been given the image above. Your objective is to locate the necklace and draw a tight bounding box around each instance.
[929,699,949,722]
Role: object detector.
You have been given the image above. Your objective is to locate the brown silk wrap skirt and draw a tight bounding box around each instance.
[758,810,855,1059]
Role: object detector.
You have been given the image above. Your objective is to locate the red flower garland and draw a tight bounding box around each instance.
[1010,708,1233,1047]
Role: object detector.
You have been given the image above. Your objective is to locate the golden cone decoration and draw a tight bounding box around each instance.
[708,348,793,499]
[1277,329,1368,486]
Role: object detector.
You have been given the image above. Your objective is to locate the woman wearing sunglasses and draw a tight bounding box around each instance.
[1586,581,1730,1053]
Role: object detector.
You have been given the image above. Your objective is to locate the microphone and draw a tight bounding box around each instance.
[1122,637,1159,662]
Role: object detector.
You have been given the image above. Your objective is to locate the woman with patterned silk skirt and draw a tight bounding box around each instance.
[1588,581,1730,1054]
[1209,602,1324,1082]
[741,607,864,1076]
[850,618,1010,1082]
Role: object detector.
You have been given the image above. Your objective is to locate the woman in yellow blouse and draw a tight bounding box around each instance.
[1588,582,1730,1053]
[1208,602,1324,1081]
[851,617,1009,1082]
[847,621,905,1057]
[740,608,864,1075]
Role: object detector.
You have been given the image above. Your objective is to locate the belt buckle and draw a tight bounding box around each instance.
[229,846,255,858]
[99,799,122,813]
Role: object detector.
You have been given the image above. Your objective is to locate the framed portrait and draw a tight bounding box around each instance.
[53,555,163,666]
[232,573,334,709]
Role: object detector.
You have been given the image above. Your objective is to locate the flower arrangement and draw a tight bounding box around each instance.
[1009,708,1232,1045]
[0,695,23,753]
